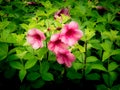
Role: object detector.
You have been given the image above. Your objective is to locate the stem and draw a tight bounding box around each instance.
[82,39,87,78]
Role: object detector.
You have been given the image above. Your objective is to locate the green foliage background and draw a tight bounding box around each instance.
[0,0,120,90]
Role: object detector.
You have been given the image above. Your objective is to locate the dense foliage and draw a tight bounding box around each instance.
[0,0,120,90]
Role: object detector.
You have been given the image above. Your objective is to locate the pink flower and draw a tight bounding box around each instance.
[60,21,83,46]
[26,29,46,49]
[48,33,68,53]
[55,49,75,68]
[54,8,70,22]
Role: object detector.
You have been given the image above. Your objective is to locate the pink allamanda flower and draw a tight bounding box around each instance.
[55,49,75,68]
[60,21,83,46]
[26,28,46,49]
[48,33,68,53]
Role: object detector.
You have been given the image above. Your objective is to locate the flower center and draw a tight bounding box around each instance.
[66,29,74,36]
[34,34,41,40]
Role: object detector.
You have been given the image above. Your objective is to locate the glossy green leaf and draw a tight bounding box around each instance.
[102,73,109,86]
[27,72,40,81]
[25,58,37,69]
[72,62,83,71]
[19,68,27,82]
[108,62,119,72]
[86,56,98,62]
[86,73,100,80]
[40,61,49,74]
[9,61,23,70]
[67,69,82,79]
[0,43,8,61]
[91,63,107,71]
[41,72,54,81]
[97,84,108,90]
[36,47,48,60]
[31,79,45,89]
[102,51,110,62]
[109,72,118,87]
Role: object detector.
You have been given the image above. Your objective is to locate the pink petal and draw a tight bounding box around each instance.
[27,29,37,35]
[32,41,43,49]
[68,21,78,29]
[50,33,60,41]
[65,60,72,68]
[56,55,64,64]
[26,36,35,44]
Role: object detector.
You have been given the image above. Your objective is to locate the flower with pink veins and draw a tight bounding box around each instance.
[56,49,75,68]
[60,21,83,46]
[48,33,68,53]
[26,29,46,49]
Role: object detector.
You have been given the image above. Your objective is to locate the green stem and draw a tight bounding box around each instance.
[82,39,87,77]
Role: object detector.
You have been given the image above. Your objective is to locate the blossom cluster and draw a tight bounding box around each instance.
[26,8,83,68]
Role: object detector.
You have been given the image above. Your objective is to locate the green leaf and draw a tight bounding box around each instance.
[85,64,92,75]
[85,28,95,40]
[101,40,112,51]
[40,61,49,74]
[9,61,23,70]
[111,49,120,56]
[97,84,108,90]
[72,62,83,71]
[7,54,19,61]
[86,73,100,80]
[108,62,119,72]
[0,20,9,29]
[0,43,8,61]
[73,51,84,62]
[109,72,118,87]
[19,68,27,82]
[20,23,29,31]
[27,72,40,81]
[102,51,111,62]
[36,47,48,60]
[67,69,82,79]
[111,84,120,90]
[41,72,54,81]
[102,73,109,86]
[25,58,37,69]
[31,79,45,89]
[89,40,102,50]
[91,63,107,71]
[86,56,98,62]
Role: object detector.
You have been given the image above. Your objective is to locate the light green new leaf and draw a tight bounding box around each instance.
[20,23,28,31]
[102,51,111,62]
[86,56,98,62]
[108,62,119,72]
[19,68,27,82]
[85,28,95,40]
[0,43,8,61]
